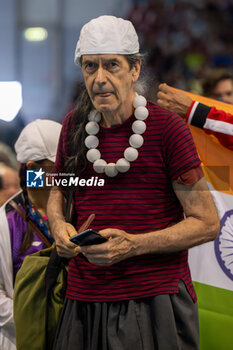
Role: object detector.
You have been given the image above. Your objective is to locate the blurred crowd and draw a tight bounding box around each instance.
[126,0,233,97]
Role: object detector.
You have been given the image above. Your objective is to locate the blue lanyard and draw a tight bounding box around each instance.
[28,203,54,244]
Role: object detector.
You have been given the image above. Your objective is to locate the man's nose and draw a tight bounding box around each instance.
[95,66,107,85]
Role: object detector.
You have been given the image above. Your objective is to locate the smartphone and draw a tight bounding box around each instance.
[70,229,107,246]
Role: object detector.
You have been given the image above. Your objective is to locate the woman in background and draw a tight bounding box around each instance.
[0,119,61,350]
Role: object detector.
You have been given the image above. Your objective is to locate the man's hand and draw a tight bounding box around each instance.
[79,228,138,266]
[52,219,81,258]
[157,83,193,118]
[47,186,81,258]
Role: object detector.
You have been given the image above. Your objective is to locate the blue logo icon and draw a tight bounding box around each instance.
[26,168,45,187]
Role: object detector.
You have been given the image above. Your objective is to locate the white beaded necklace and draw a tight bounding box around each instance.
[85,94,149,177]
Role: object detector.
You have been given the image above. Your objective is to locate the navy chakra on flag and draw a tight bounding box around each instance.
[214,210,233,281]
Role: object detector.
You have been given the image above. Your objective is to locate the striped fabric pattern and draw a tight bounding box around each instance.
[54,101,201,302]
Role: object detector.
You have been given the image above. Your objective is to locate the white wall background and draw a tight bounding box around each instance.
[0,0,133,124]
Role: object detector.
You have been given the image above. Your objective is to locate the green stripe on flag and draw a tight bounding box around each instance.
[193,281,233,350]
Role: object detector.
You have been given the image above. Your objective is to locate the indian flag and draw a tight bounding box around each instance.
[184,92,233,350]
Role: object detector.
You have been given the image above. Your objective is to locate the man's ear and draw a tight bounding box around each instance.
[131,60,141,83]
[26,160,37,170]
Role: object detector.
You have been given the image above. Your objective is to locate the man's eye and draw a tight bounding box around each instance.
[109,62,117,68]
[85,62,95,70]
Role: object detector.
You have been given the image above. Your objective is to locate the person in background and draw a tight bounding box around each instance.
[0,119,61,350]
[0,164,20,207]
[202,69,233,105]
[157,83,233,151]
[47,15,219,350]
[0,142,18,169]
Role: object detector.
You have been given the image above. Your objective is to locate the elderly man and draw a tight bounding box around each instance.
[47,15,219,350]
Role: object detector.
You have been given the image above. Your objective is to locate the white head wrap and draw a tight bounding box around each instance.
[15,119,62,163]
[74,15,139,65]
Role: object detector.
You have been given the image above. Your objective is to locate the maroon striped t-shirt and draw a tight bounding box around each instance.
[54,101,201,302]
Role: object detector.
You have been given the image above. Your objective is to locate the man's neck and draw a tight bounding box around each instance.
[100,97,135,128]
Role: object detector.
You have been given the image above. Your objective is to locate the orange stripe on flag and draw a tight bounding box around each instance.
[175,89,233,195]
[173,87,233,113]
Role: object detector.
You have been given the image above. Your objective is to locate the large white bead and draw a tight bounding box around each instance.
[134,106,149,120]
[88,111,96,121]
[88,111,101,122]
[124,147,138,162]
[84,135,99,149]
[93,159,107,173]
[129,134,144,148]
[86,149,101,163]
[94,112,101,122]
[132,120,146,134]
[116,158,130,173]
[85,121,99,135]
[133,95,147,108]
[105,163,118,177]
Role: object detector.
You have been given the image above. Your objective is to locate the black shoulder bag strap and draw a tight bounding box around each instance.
[44,187,73,350]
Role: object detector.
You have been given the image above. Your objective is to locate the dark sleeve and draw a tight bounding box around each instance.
[188,102,211,129]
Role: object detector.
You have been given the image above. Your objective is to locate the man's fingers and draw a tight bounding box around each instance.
[56,250,77,258]
[158,83,169,92]
[157,91,167,100]
[56,241,80,257]
[157,99,165,108]
[99,228,122,238]
[157,91,169,109]
[66,224,78,238]
[54,222,80,258]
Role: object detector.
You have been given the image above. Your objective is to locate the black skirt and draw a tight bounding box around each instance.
[53,281,199,350]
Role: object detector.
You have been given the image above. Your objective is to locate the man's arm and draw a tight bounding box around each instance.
[157,83,233,150]
[135,177,219,255]
[47,186,80,258]
[79,177,220,266]
[157,83,192,118]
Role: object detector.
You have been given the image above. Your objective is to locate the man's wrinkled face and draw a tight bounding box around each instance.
[212,79,233,104]
[81,54,140,114]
